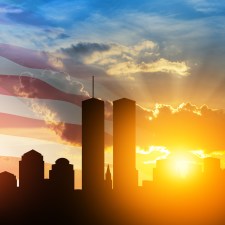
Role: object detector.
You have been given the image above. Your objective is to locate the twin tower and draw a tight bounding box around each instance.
[82,97,138,192]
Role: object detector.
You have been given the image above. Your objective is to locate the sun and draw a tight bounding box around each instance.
[174,158,189,178]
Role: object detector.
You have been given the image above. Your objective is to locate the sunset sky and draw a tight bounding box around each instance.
[1,0,225,187]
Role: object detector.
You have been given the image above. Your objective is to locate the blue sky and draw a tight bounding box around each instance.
[1,0,225,47]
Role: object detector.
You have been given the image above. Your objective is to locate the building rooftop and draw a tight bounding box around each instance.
[22,149,43,159]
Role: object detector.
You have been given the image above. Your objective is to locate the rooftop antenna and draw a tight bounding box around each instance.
[92,76,95,98]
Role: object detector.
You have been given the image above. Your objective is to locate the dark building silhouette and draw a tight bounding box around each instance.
[82,98,105,192]
[0,171,17,193]
[49,158,74,193]
[113,98,138,191]
[19,149,44,191]
[0,171,17,214]
[3,95,225,225]
[105,164,112,190]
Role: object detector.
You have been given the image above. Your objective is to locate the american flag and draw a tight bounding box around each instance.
[0,43,112,145]
[0,43,114,189]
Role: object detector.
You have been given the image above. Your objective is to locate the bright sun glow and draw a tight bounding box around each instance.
[174,158,189,177]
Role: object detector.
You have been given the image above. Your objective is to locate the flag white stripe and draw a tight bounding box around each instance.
[0,94,113,134]
[0,56,115,99]
[0,56,84,95]
[0,133,81,166]
[0,94,82,124]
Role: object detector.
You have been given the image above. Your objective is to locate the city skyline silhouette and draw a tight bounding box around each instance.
[0,96,225,224]
[2,1,225,225]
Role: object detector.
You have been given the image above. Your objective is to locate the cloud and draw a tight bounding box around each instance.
[186,0,225,13]
[56,33,70,39]
[10,74,114,147]
[61,41,190,77]
[19,69,90,97]
[14,87,67,145]
[1,1,223,71]
[136,146,170,164]
[0,4,23,14]
[12,75,89,146]
[106,58,190,76]
[83,40,158,65]
[0,24,71,50]
[61,42,110,59]
[15,98,82,146]
[136,103,225,152]
[39,0,87,23]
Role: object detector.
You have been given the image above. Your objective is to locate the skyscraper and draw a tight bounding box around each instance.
[82,98,105,192]
[113,98,138,191]
[105,164,112,191]
[19,149,44,191]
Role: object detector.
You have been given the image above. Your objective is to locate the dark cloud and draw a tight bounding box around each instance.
[56,33,70,40]
[56,123,82,146]
[56,98,225,153]
[3,75,88,106]
[8,64,225,152]
[51,122,112,147]
[58,100,113,147]
[57,100,225,153]
[61,42,111,58]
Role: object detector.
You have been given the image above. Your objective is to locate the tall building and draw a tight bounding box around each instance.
[113,98,138,191]
[19,149,44,191]
[49,158,74,193]
[105,164,112,191]
[82,98,105,192]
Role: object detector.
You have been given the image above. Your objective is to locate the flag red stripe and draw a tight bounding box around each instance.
[0,112,46,128]
[0,112,112,146]
[0,75,88,106]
